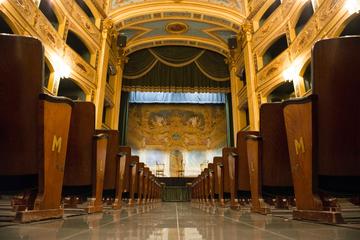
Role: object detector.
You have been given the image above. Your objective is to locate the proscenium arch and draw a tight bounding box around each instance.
[108,2,245,55]
[109,2,245,25]
[124,38,230,57]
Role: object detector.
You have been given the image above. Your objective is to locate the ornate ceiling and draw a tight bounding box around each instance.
[108,0,246,56]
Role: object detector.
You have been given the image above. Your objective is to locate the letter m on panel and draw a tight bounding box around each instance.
[52,135,62,153]
[294,137,305,155]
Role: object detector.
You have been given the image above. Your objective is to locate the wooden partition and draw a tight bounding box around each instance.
[137,162,145,205]
[128,156,139,206]
[207,163,216,205]
[223,131,257,209]
[283,37,360,223]
[246,103,293,214]
[96,130,121,209]
[213,157,225,207]
[63,102,108,213]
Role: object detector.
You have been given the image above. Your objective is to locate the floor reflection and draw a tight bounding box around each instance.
[0,203,359,240]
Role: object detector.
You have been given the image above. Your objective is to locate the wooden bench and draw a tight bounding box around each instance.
[137,162,145,205]
[213,157,225,207]
[207,163,216,205]
[143,167,150,204]
[221,147,237,207]
[224,131,257,209]
[116,146,131,206]
[246,103,293,214]
[0,34,73,222]
[128,156,139,206]
[282,37,360,223]
[63,102,108,213]
[96,130,123,209]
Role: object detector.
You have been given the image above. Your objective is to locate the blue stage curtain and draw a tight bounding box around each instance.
[129,91,226,104]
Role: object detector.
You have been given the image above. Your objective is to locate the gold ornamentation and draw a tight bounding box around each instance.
[165,22,189,34]
[102,19,113,31]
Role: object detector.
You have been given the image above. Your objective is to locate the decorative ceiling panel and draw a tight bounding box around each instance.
[111,0,245,13]
[119,19,237,56]
[110,2,245,56]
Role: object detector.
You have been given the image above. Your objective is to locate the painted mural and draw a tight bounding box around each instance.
[127,104,227,177]
[111,0,244,11]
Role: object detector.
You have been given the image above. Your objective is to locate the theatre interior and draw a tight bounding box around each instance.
[0,0,359,239]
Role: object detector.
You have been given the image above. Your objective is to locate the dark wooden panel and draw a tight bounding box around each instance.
[313,37,360,176]
[260,103,292,187]
[0,34,43,175]
[237,131,258,191]
[64,102,95,186]
[96,130,119,190]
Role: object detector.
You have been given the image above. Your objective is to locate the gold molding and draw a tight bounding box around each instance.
[165,22,189,34]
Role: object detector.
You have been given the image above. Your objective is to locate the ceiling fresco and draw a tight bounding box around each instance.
[119,19,236,45]
[116,13,240,56]
[111,0,245,12]
[109,1,245,56]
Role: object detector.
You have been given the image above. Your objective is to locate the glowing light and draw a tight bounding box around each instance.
[0,0,5,4]
[345,0,360,14]
[52,54,71,79]
[283,59,303,82]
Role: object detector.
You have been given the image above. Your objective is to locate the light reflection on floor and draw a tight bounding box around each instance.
[0,203,359,240]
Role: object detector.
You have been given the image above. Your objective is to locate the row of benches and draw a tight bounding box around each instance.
[0,34,161,223]
[191,36,360,224]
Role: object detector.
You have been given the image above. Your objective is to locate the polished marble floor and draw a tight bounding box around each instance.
[0,203,359,240]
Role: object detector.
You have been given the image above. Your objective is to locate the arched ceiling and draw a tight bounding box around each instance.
[108,0,246,56]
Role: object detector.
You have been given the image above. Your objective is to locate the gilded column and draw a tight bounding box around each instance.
[228,51,242,145]
[242,22,260,131]
[94,19,112,129]
[111,51,127,130]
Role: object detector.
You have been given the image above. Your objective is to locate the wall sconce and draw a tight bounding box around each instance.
[283,65,301,83]
[52,54,71,80]
[345,0,360,14]
[283,58,305,88]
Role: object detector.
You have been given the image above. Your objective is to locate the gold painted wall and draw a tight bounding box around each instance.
[127,103,227,177]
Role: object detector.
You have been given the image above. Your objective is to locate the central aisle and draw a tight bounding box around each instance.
[0,203,359,239]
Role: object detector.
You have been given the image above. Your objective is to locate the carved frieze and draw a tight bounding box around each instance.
[35,12,64,50]
[9,0,36,25]
[281,0,296,16]
[59,0,101,46]
[253,11,283,48]
[317,0,344,30]
[238,86,248,107]
[248,0,267,18]
[289,19,318,57]
[64,47,96,84]
[257,50,290,88]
